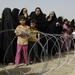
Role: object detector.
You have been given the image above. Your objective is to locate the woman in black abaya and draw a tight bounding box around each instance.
[30,7,46,32]
[46,11,57,34]
[46,11,60,56]
[29,7,47,61]
[19,8,30,25]
[1,8,16,64]
[12,8,20,61]
[56,16,63,34]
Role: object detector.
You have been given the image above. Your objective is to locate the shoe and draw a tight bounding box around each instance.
[29,61,33,64]
[9,63,14,65]
[15,64,19,68]
[24,64,28,66]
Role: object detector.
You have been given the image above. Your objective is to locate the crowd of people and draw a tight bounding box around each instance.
[0,7,75,67]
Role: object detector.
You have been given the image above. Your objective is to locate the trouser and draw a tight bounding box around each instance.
[28,42,38,62]
[15,44,28,65]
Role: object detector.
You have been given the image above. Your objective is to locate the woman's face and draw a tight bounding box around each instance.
[23,8,27,14]
[50,11,54,17]
[35,9,41,16]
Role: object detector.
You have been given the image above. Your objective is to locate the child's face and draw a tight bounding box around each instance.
[30,23,36,28]
[20,19,26,25]
[65,21,68,25]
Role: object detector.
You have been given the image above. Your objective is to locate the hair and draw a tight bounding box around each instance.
[30,19,37,24]
[64,19,68,23]
[19,15,27,21]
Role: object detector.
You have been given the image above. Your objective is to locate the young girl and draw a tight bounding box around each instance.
[63,19,72,50]
[15,15,30,67]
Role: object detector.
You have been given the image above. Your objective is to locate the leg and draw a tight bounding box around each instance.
[15,44,22,65]
[34,43,39,62]
[29,42,34,62]
[22,45,28,64]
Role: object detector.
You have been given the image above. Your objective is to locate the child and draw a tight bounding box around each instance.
[15,15,30,67]
[28,19,40,64]
[63,19,72,50]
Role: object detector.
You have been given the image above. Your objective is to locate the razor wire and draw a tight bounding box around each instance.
[0,29,75,75]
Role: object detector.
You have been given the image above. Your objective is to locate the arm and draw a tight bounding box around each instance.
[15,26,22,36]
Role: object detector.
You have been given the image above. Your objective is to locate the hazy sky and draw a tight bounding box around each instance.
[0,0,75,21]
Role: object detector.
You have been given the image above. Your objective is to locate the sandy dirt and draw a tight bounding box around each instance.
[0,50,75,75]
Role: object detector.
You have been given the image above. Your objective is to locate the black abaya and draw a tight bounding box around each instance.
[1,8,16,64]
[46,12,58,56]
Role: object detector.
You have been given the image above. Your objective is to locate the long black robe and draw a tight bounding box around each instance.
[46,12,58,34]
[56,17,63,34]
[12,8,20,59]
[46,12,58,56]
[1,8,16,64]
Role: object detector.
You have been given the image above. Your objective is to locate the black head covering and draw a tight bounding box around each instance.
[12,8,20,27]
[19,8,28,16]
[51,11,57,20]
[46,11,58,34]
[55,16,63,34]
[57,16,63,25]
[2,8,16,29]
[35,7,43,16]
[1,7,16,64]
[30,7,46,32]
[70,19,75,29]
[47,11,57,22]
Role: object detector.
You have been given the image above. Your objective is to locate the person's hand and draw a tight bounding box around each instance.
[56,22,60,26]
[50,14,53,18]
[24,14,27,18]
[48,17,52,21]
[15,30,22,36]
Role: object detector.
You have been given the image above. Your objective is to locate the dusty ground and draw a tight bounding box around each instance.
[0,50,75,75]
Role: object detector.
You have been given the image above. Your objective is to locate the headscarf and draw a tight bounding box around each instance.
[12,8,20,28]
